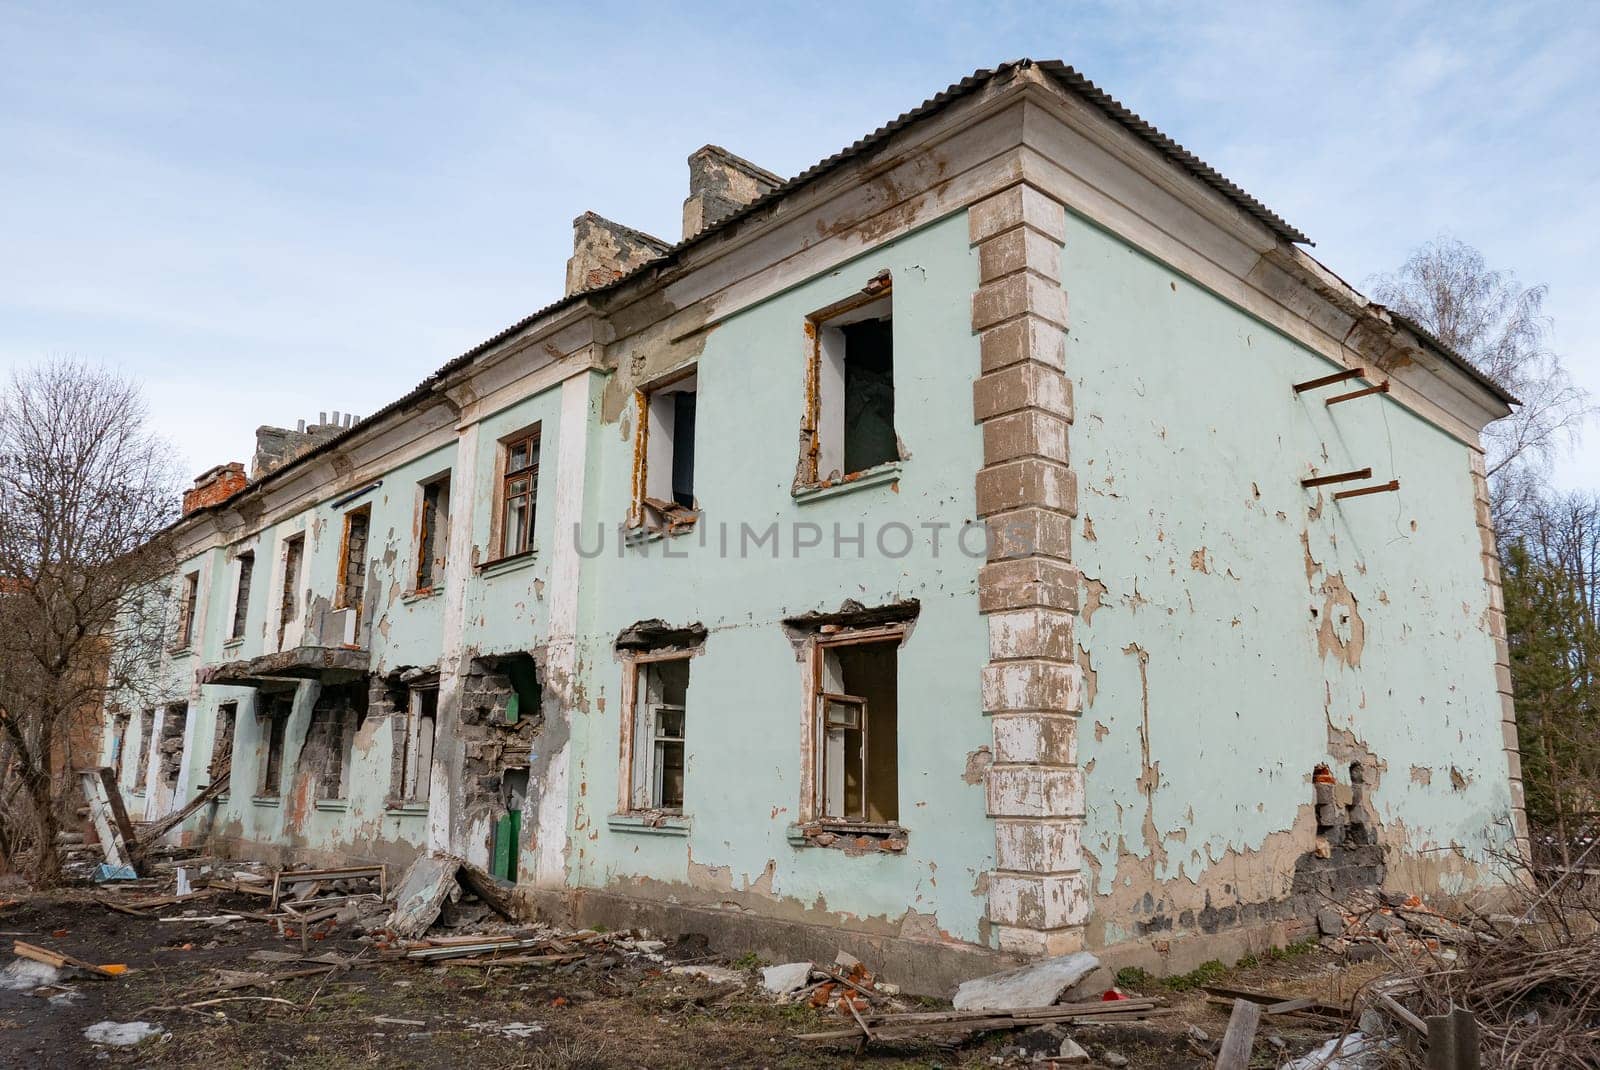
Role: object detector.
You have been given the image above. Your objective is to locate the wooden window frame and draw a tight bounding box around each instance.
[173,571,200,651]
[798,622,908,827]
[798,270,894,489]
[493,427,541,563]
[616,649,698,817]
[413,472,451,593]
[333,505,371,614]
[628,366,700,531]
[229,551,254,641]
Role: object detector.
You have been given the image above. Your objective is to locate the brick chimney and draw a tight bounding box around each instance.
[681,145,782,240]
[564,213,671,297]
[182,462,248,515]
[251,412,355,479]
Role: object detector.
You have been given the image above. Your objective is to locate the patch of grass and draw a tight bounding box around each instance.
[1115,966,1154,990]
[731,951,765,970]
[1159,959,1229,992]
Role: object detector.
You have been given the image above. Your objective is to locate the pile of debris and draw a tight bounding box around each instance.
[1314,888,1480,958]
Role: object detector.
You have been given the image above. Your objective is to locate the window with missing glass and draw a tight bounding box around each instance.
[630,657,690,812]
[499,430,540,559]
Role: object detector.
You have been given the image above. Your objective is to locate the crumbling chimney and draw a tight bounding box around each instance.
[563,213,671,297]
[182,462,248,515]
[681,145,782,240]
[251,413,355,480]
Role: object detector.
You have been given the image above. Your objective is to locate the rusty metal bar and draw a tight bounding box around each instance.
[1301,467,1372,488]
[1292,367,1365,393]
[1333,479,1400,501]
[1326,381,1390,406]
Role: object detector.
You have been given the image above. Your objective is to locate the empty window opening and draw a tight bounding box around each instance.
[111,712,131,779]
[258,692,293,798]
[158,702,188,790]
[335,506,370,614]
[279,534,305,648]
[230,552,254,640]
[416,474,451,590]
[211,702,237,783]
[635,371,698,524]
[807,272,897,483]
[400,686,438,804]
[133,709,154,792]
[174,571,200,649]
[631,657,690,812]
[499,430,540,559]
[817,639,898,823]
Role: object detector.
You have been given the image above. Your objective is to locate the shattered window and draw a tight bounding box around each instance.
[336,506,370,614]
[817,639,898,823]
[635,370,698,526]
[174,571,200,649]
[805,271,898,485]
[416,474,451,590]
[230,552,253,640]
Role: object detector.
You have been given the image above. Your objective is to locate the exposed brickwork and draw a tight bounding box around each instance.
[1469,451,1530,854]
[182,462,248,515]
[970,183,1087,955]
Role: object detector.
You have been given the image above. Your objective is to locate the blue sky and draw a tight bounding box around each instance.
[3,1,1596,487]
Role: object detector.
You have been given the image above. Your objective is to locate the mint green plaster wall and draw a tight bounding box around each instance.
[566,213,998,941]
[1063,215,1513,943]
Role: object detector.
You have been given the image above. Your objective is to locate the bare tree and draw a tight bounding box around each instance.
[0,359,180,883]
[1370,236,1592,497]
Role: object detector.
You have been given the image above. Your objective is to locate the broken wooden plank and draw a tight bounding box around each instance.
[13,940,121,978]
[1377,992,1429,1036]
[133,758,231,860]
[385,854,460,938]
[270,864,385,910]
[1202,984,1347,1019]
[1215,998,1261,1070]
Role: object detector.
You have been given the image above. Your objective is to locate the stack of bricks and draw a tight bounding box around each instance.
[969,183,1088,956]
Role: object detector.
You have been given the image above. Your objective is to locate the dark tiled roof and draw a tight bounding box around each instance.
[188,59,1502,522]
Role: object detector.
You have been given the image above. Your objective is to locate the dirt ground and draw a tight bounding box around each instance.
[0,891,1379,1069]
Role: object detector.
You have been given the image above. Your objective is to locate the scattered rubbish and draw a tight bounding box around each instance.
[386,854,460,938]
[1282,1031,1386,1069]
[93,863,139,883]
[373,1016,427,1027]
[468,1020,544,1038]
[795,994,1166,1045]
[0,958,62,991]
[951,951,1102,1012]
[760,961,813,995]
[13,940,124,978]
[668,964,748,987]
[82,1021,166,1047]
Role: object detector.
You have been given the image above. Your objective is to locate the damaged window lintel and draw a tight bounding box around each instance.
[781,598,920,643]
[787,820,909,855]
[614,618,708,653]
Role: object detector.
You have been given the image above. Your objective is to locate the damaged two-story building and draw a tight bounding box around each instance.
[99,59,1525,992]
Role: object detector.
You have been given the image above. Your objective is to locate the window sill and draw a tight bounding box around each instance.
[624,512,700,544]
[169,646,196,659]
[476,549,538,578]
[222,638,244,650]
[793,461,903,504]
[314,798,349,813]
[788,820,908,854]
[608,812,691,837]
[401,587,442,605]
[251,795,281,808]
[386,801,430,817]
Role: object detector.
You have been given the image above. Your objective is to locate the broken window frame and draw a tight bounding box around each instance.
[278,532,305,649]
[132,709,154,793]
[334,505,371,616]
[173,570,200,651]
[229,551,254,642]
[413,471,451,593]
[616,648,698,819]
[799,622,908,832]
[629,367,699,532]
[399,685,438,805]
[211,701,237,793]
[495,428,541,562]
[798,270,899,490]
